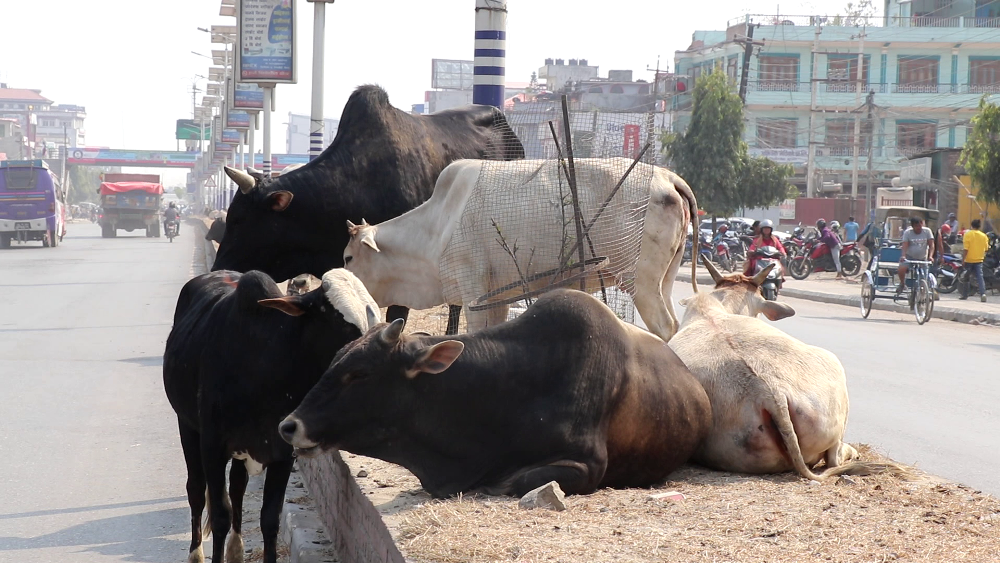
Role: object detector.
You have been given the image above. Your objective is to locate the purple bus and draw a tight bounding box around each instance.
[0,159,66,248]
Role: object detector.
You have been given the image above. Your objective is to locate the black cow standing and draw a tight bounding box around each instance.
[211,84,524,333]
[163,269,378,563]
[279,289,712,498]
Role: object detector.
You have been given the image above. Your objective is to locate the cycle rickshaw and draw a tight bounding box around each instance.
[859,206,939,324]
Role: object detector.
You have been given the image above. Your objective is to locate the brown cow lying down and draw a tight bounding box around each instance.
[278,289,711,497]
[669,258,906,482]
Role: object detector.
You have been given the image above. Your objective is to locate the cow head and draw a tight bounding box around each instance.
[213,165,329,281]
[258,268,380,328]
[699,257,795,321]
[278,318,464,454]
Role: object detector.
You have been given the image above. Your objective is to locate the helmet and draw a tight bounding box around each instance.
[816,219,827,230]
[718,224,729,232]
[941,223,952,234]
[169,202,176,208]
[831,220,841,230]
[948,213,957,219]
[760,219,774,230]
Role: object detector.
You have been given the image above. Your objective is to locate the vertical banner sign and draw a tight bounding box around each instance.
[623,124,641,158]
[238,0,297,83]
[234,82,265,109]
[227,111,251,130]
[222,130,241,144]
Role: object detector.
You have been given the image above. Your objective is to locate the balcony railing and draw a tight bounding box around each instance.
[825,146,870,157]
[747,81,803,92]
[956,83,1000,94]
[893,83,941,93]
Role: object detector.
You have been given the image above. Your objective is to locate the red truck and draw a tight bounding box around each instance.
[98,173,163,238]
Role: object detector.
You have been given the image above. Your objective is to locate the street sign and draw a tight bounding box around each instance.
[205,176,217,188]
[238,0,297,84]
[176,119,212,140]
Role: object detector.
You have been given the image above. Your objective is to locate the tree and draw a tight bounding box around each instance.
[67,166,103,204]
[842,0,876,27]
[959,96,1000,207]
[733,149,795,211]
[662,72,745,217]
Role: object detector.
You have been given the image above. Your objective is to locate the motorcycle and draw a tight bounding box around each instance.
[788,239,862,280]
[935,253,963,294]
[165,220,179,243]
[784,224,807,258]
[751,246,784,301]
[714,236,734,272]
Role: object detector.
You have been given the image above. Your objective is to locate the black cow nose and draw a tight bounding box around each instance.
[279,419,298,440]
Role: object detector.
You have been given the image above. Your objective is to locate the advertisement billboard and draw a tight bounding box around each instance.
[431,59,474,90]
[176,119,212,140]
[227,111,251,129]
[234,82,265,110]
[222,129,241,144]
[238,0,296,83]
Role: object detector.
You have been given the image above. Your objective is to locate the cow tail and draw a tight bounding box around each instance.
[672,174,700,294]
[765,389,912,483]
[202,486,212,539]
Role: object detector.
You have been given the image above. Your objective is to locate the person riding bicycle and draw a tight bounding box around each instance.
[817,219,845,280]
[163,202,180,236]
[744,219,786,276]
[896,216,933,295]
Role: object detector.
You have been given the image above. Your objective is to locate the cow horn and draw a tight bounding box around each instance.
[361,218,370,227]
[225,166,257,194]
[380,318,405,345]
[752,263,776,287]
[701,255,724,284]
[346,220,357,231]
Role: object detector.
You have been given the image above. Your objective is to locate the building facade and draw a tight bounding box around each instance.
[0,85,85,158]
[674,5,1000,210]
[285,112,339,155]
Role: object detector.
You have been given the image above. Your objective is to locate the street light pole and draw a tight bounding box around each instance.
[263,86,273,177]
[472,0,507,108]
[307,0,335,161]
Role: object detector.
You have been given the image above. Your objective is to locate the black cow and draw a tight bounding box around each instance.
[279,289,712,498]
[163,269,379,563]
[211,84,523,331]
[204,217,226,244]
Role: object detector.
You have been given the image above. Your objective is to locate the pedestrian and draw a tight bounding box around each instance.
[959,218,989,302]
[817,219,845,280]
[843,216,860,243]
[896,217,934,295]
[945,213,959,234]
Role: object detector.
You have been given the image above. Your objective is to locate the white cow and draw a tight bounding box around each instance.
[342,158,697,342]
[669,259,905,482]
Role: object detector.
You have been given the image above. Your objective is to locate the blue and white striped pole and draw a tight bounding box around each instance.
[473,0,507,108]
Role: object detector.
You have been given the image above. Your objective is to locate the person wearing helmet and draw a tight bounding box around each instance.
[830,220,841,234]
[163,201,180,236]
[945,213,959,233]
[744,219,787,276]
[817,219,844,279]
[711,223,730,246]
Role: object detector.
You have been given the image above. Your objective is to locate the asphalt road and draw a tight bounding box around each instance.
[0,222,196,562]
[669,281,1000,497]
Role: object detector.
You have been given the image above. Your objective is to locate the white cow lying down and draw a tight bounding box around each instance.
[342,157,697,342]
[670,259,907,482]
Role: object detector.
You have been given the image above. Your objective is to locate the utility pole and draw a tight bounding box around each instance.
[864,89,876,221]
[307,0,336,161]
[850,28,867,202]
[735,24,763,104]
[806,26,822,198]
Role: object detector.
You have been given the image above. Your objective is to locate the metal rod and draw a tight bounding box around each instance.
[560,95,587,290]
[262,86,272,177]
[309,1,327,161]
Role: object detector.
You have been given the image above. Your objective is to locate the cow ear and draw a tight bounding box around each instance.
[266,191,294,212]
[759,301,795,321]
[360,230,380,252]
[407,340,464,378]
[258,296,306,316]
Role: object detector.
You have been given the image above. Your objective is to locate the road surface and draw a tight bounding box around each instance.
[1,222,997,562]
[0,222,199,562]
[669,281,1000,496]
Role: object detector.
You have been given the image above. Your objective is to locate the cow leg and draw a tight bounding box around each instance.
[179,422,206,563]
[445,305,463,335]
[226,459,249,563]
[260,457,293,563]
[826,441,859,468]
[202,445,233,563]
[503,460,597,497]
[386,305,409,324]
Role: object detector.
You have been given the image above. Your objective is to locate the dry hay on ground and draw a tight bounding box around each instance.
[394,446,1000,563]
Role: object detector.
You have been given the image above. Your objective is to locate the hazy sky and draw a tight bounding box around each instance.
[0,0,842,185]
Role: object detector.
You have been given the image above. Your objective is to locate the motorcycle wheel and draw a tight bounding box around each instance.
[763,285,777,301]
[937,265,959,294]
[789,258,811,280]
[841,253,862,277]
[720,256,733,273]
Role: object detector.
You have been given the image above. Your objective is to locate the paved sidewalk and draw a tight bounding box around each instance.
[677,266,1000,325]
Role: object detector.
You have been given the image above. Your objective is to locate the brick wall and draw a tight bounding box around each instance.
[298,451,405,563]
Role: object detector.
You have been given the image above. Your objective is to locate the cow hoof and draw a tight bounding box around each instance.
[187,545,205,563]
[226,532,244,563]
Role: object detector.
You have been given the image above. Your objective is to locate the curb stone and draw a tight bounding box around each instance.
[676,272,1000,326]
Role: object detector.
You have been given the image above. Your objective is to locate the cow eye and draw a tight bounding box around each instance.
[344,255,353,264]
[341,370,369,384]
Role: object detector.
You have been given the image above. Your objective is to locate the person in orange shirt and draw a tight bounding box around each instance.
[960,219,989,302]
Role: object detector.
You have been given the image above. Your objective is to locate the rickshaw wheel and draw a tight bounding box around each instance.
[860,272,874,319]
[915,279,934,325]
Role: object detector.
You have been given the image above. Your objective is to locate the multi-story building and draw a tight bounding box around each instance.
[285,112,339,155]
[0,85,85,158]
[35,104,87,150]
[674,3,1000,212]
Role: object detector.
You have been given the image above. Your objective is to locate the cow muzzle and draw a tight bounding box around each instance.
[278,415,319,456]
